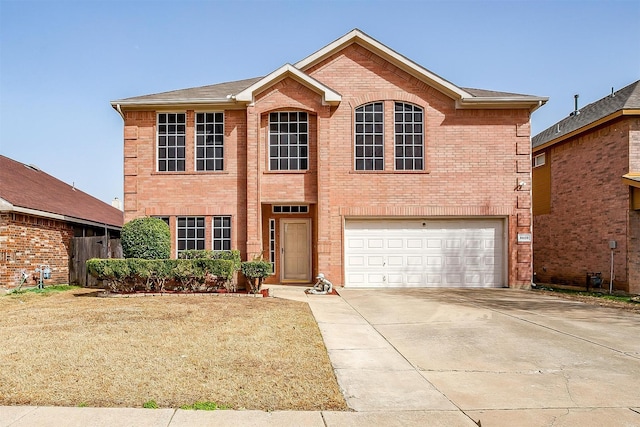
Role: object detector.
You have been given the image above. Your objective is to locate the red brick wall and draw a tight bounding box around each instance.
[122,109,247,259]
[302,44,532,286]
[0,213,73,289]
[533,118,633,291]
[122,42,534,287]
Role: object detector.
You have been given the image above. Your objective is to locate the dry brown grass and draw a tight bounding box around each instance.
[0,288,348,411]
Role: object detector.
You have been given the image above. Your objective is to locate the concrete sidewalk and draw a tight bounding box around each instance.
[3,286,640,426]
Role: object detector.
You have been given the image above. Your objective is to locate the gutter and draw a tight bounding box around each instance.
[110,98,238,107]
[456,96,548,112]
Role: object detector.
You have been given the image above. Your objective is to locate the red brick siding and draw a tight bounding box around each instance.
[0,213,73,288]
[303,45,532,286]
[123,109,247,259]
[122,42,533,287]
[534,118,633,291]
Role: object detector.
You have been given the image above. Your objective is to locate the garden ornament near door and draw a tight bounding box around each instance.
[309,273,333,295]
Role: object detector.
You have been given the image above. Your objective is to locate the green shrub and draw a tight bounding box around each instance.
[86,258,233,293]
[86,258,132,292]
[178,250,241,271]
[241,260,272,293]
[121,217,170,259]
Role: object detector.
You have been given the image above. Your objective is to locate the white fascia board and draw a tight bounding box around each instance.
[295,29,472,100]
[0,197,13,211]
[234,64,342,105]
[456,96,549,112]
[1,204,122,230]
[110,99,234,107]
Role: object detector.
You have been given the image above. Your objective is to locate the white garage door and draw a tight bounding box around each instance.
[344,218,504,288]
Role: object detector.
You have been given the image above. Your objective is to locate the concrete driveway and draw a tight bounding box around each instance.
[310,288,640,426]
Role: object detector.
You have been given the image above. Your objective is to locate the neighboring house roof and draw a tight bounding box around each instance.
[111,29,546,112]
[0,155,123,229]
[533,80,640,151]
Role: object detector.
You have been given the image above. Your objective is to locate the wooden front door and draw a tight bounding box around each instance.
[281,219,311,281]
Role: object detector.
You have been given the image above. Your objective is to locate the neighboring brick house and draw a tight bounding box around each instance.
[532,80,640,294]
[111,29,546,288]
[0,155,123,289]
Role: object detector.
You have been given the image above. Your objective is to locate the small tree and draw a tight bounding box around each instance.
[241,260,272,294]
[121,217,170,259]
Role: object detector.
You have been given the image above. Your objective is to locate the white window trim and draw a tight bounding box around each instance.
[533,153,546,168]
[354,102,385,171]
[272,205,309,214]
[268,111,309,171]
[269,219,276,275]
[157,112,187,173]
[176,216,205,254]
[212,215,232,251]
[393,102,424,171]
[194,111,225,172]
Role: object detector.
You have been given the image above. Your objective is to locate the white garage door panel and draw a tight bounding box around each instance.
[344,219,504,288]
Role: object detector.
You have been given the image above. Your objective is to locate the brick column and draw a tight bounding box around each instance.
[245,106,262,258]
[316,105,332,277]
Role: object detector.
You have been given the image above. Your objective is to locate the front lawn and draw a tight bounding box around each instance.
[0,287,347,411]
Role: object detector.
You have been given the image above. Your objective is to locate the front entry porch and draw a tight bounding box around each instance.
[261,204,316,284]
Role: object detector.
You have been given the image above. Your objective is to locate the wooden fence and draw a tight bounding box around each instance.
[70,236,122,287]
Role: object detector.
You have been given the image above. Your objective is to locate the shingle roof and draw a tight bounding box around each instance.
[0,155,123,228]
[533,80,640,149]
[111,30,545,109]
[112,77,263,104]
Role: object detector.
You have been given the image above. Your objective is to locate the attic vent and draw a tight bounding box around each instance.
[24,164,40,171]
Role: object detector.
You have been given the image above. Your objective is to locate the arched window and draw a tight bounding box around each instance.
[354,102,384,170]
[394,102,423,170]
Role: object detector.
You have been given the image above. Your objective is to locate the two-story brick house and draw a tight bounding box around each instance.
[532,80,640,294]
[111,29,546,288]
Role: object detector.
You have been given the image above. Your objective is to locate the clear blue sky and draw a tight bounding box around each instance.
[1,0,639,205]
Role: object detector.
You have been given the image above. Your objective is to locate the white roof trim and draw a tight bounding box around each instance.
[457,96,548,112]
[235,64,342,105]
[110,98,232,107]
[295,29,472,100]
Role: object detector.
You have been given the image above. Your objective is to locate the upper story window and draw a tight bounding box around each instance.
[533,153,546,168]
[157,113,186,172]
[394,102,424,170]
[196,112,224,171]
[269,112,308,171]
[355,102,384,170]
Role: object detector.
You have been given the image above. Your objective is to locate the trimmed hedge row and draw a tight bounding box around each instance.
[86,258,234,293]
[178,249,242,271]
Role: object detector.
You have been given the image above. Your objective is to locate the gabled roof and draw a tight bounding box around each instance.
[533,80,640,151]
[111,29,547,112]
[295,28,471,100]
[235,64,341,105]
[0,155,123,229]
